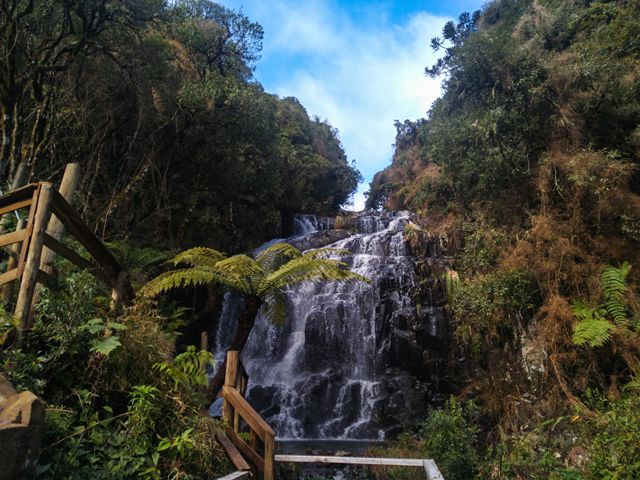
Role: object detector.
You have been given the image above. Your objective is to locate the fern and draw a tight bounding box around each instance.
[154,346,214,390]
[142,242,367,328]
[601,262,631,325]
[140,268,222,297]
[571,300,615,347]
[172,247,226,268]
[256,243,301,272]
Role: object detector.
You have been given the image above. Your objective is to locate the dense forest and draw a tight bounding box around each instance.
[0,0,360,252]
[369,0,640,478]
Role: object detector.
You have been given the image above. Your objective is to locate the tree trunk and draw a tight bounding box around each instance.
[206,295,261,404]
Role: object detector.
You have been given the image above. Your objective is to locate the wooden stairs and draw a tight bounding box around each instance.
[216,351,445,480]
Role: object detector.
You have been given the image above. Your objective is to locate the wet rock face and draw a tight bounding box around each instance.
[215,211,451,439]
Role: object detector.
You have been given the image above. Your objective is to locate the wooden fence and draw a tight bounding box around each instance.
[0,182,133,342]
[221,350,276,480]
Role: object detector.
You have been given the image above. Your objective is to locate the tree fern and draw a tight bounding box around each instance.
[601,262,631,325]
[172,247,226,268]
[256,243,302,272]
[140,268,224,297]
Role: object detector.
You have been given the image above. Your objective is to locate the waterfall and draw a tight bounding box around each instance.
[211,211,448,439]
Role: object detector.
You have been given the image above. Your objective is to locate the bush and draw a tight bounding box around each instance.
[0,270,229,478]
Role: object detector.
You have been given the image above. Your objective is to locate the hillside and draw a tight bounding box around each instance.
[367,0,640,478]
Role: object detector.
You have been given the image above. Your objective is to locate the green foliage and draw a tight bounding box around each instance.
[451,269,539,354]
[422,398,480,480]
[1,270,229,478]
[1,0,360,253]
[143,243,366,326]
[571,301,615,347]
[584,394,640,479]
[601,262,631,324]
[571,262,637,347]
[154,345,214,390]
[80,318,127,356]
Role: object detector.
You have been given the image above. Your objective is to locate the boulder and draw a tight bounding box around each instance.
[0,375,45,479]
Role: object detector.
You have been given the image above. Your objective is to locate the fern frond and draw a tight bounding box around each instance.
[262,289,287,326]
[256,243,302,272]
[214,255,265,295]
[572,318,615,347]
[601,262,631,325]
[172,247,226,268]
[140,268,220,297]
[571,300,615,347]
[263,255,368,293]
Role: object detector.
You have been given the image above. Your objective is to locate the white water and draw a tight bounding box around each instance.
[210,212,419,439]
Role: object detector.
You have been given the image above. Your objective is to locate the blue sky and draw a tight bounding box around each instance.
[218,0,485,210]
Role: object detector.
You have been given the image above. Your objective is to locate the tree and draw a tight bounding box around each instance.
[141,242,366,402]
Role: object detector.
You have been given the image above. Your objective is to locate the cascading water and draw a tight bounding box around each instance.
[212,211,449,440]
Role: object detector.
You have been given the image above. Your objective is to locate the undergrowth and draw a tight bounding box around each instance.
[0,269,229,479]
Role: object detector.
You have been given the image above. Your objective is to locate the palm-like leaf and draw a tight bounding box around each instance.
[262,254,367,294]
[601,262,631,325]
[172,247,226,268]
[571,300,615,347]
[214,255,265,296]
[262,289,288,326]
[256,243,302,272]
[141,268,223,297]
[142,242,367,325]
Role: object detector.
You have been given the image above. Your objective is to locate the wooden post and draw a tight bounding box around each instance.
[110,269,129,314]
[223,350,240,424]
[264,433,275,480]
[200,331,209,352]
[15,183,53,339]
[30,164,80,317]
[38,163,80,274]
[0,218,24,304]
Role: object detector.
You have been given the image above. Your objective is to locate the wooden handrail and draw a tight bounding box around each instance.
[274,456,445,479]
[221,351,275,480]
[0,180,134,342]
[222,386,275,440]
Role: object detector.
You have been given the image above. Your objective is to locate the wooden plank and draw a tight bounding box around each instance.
[34,163,80,310]
[223,351,240,423]
[16,183,53,336]
[1,219,25,302]
[222,386,276,440]
[36,269,56,288]
[264,433,275,480]
[0,198,31,217]
[274,455,426,467]
[424,459,445,480]
[0,229,26,248]
[225,351,240,388]
[215,432,252,472]
[216,471,252,480]
[42,234,111,284]
[226,427,264,472]
[0,269,18,286]
[50,190,122,279]
[2,246,19,261]
[0,184,38,211]
[17,187,41,275]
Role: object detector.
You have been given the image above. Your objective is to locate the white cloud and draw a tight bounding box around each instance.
[222,1,450,210]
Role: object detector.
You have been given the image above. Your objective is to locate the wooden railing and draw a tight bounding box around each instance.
[0,182,133,342]
[221,350,276,480]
